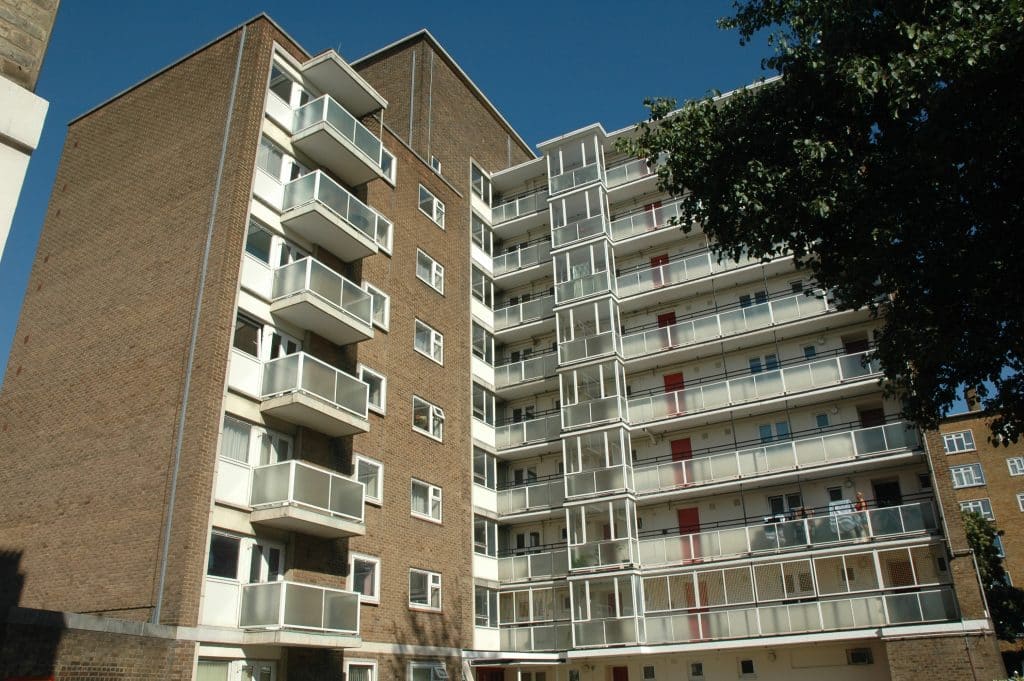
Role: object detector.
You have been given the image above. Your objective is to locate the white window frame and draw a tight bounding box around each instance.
[412,395,445,441]
[943,429,976,454]
[348,553,381,604]
[416,249,445,294]
[1018,493,1024,512]
[409,569,442,611]
[346,659,378,681]
[418,185,445,228]
[1008,457,1024,477]
[950,463,986,489]
[430,155,441,173]
[411,478,443,523]
[355,454,383,505]
[363,282,390,331]
[961,498,994,520]
[414,320,444,365]
[358,364,387,415]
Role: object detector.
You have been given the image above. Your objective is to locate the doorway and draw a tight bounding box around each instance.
[872,480,902,508]
[677,506,701,563]
[671,438,692,487]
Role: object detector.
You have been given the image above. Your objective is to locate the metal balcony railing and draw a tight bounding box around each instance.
[499,623,572,652]
[616,250,762,299]
[551,214,608,249]
[609,200,686,241]
[493,240,552,277]
[493,296,555,331]
[565,464,633,498]
[605,158,654,188]
[492,189,549,224]
[495,412,562,450]
[558,330,618,365]
[494,352,558,390]
[550,163,601,194]
[498,547,570,583]
[497,478,566,514]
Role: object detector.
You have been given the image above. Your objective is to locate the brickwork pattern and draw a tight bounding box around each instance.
[0,0,59,90]
[885,634,1005,681]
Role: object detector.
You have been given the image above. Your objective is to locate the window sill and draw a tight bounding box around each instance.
[411,511,443,525]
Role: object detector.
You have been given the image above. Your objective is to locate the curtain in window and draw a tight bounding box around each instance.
[196,661,230,681]
[222,418,250,462]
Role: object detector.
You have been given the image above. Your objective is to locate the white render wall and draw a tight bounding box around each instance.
[0,76,48,261]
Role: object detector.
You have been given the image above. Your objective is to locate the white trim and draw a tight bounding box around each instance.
[414,319,444,365]
[408,568,442,611]
[416,248,445,294]
[363,282,390,331]
[355,454,384,505]
[358,364,387,415]
[346,659,379,681]
[411,478,443,523]
[418,184,446,228]
[412,395,445,441]
[348,553,381,605]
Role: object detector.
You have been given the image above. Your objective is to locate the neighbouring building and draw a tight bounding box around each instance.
[0,12,1009,681]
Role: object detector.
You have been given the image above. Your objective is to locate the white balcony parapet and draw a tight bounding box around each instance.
[638,500,937,569]
[282,171,391,257]
[643,588,957,646]
[550,163,601,194]
[562,395,627,430]
[293,95,386,174]
[239,580,360,637]
[260,353,369,437]
[498,548,570,583]
[634,421,918,493]
[492,189,549,224]
[271,258,373,345]
[605,158,654,188]
[559,330,618,365]
[494,296,555,331]
[554,271,612,305]
[551,213,608,249]
[609,200,686,242]
[627,350,882,425]
[570,537,639,571]
[574,616,642,648]
[499,623,573,652]
[250,460,365,538]
[495,413,562,451]
[497,478,566,515]
[493,240,552,277]
[621,290,830,360]
[616,249,762,299]
[494,352,558,390]
[565,464,633,498]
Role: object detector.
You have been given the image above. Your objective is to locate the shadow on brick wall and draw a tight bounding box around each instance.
[0,549,63,680]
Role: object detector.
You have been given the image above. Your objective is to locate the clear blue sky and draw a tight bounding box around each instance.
[0,0,774,377]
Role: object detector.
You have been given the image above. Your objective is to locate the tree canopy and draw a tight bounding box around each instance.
[624,0,1024,441]
[961,511,1024,640]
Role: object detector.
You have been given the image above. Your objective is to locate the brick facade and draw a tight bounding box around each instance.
[885,634,1005,681]
[0,0,59,90]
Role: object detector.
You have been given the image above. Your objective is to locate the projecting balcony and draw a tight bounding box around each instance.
[291,94,389,186]
[626,349,883,427]
[616,249,765,302]
[621,290,832,363]
[605,158,655,189]
[639,500,938,569]
[574,616,643,648]
[492,188,549,227]
[609,200,687,244]
[270,258,373,346]
[493,240,552,283]
[551,213,608,249]
[569,537,639,571]
[558,330,618,365]
[562,395,627,430]
[260,352,369,437]
[250,460,366,539]
[554,271,613,306]
[494,351,558,397]
[643,588,958,646]
[550,162,602,195]
[493,295,555,336]
[280,171,390,262]
[499,623,572,652]
[497,477,566,516]
[239,580,360,647]
[495,412,562,453]
[565,464,634,498]
[498,546,570,583]
[633,421,920,494]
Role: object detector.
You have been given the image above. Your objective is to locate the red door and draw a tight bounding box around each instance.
[612,667,629,681]
[663,372,685,415]
[657,311,677,328]
[670,438,692,487]
[677,507,701,563]
[643,200,663,228]
[650,254,669,287]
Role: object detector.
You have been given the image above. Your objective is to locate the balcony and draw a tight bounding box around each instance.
[281,171,391,262]
[292,94,389,186]
[551,213,608,249]
[558,330,618,365]
[495,412,562,452]
[644,588,957,645]
[250,460,365,539]
[494,351,558,395]
[492,188,549,226]
[565,464,633,498]
[626,350,883,426]
[239,580,360,647]
[498,547,570,583]
[497,478,566,515]
[574,616,642,648]
[570,537,638,571]
[260,352,369,437]
[562,395,627,430]
[550,163,601,194]
[499,623,572,652]
[616,249,762,300]
[270,258,373,346]
[634,421,920,493]
[554,271,613,305]
[605,158,655,189]
[639,500,937,569]
[494,296,555,334]
[494,240,552,278]
[609,200,686,243]
[622,290,831,362]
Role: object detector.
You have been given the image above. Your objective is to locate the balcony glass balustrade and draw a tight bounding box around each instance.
[570,537,638,570]
[605,158,654,188]
[251,460,365,523]
[497,478,566,515]
[563,396,627,430]
[558,330,618,365]
[621,290,830,360]
[638,500,937,568]
[565,464,633,497]
[551,214,608,249]
[499,623,572,652]
[239,580,360,636]
[494,296,555,331]
[261,352,369,419]
[574,616,642,647]
[550,163,601,194]
[616,250,761,299]
[633,421,919,493]
[492,189,549,224]
[627,350,882,425]
[282,171,392,251]
[498,547,570,583]
[494,352,558,390]
[495,412,562,450]
[493,240,552,277]
[609,201,685,242]
[293,94,385,170]
[272,257,373,327]
[555,271,612,305]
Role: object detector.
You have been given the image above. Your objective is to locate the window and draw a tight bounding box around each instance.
[416,249,445,294]
[943,429,976,453]
[359,365,386,415]
[472,322,494,364]
[642,666,655,681]
[815,413,830,428]
[803,345,817,359]
[413,396,444,440]
[918,472,933,490]
[961,498,994,520]
[790,280,804,293]
[1008,457,1024,476]
[245,220,273,263]
[411,479,442,522]
[349,553,380,603]
[471,266,494,308]
[739,659,756,678]
[1018,493,1024,512]
[221,416,252,463]
[471,164,492,204]
[414,320,444,364]
[430,155,441,173]
[346,660,377,681]
[374,217,394,255]
[951,463,986,488]
[472,213,493,256]
[475,585,498,627]
[410,662,447,681]
[233,315,261,357]
[474,447,497,489]
[688,663,704,681]
[207,533,240,579]
[758,421,790,443]
[268,65,309,108]
[995,534,1006,557]
[474,515,498,556]
[364,283,390,330]
[472,383,496,426]
[409,569,441,610]
[846,649,874,665]
[418,185,445,227]
[257,135,306,183]
[356,455,383,504]
[768,493,802,516]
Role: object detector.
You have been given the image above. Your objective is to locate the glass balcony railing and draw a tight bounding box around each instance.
[638,500,937,568]
[499,623,572,652]
[633,421,919,493]
[494,352,557,390]
[605,158,654,188]
[550,163,601,194]
[554,271,612,305]
[574,616,642,648]
[272,257,373,327]
[627,350,882,425]
[565,464,633,497]
[558,330,618,365]
[239,580,360,635]
[498,548,570,583]
[495,413,562,450]
[551,214,608,249]
[616,250,762,299]
[493,241,552,277]
[621,291,830,360]
[494,296,555,331]
[293,94,385,170]
[282,171,392,250]
[251,460,365,523]
[645,588,957,645]
[261,352,369,419]
[570,537,638,570]
[562,395,627,429]
[497,478,566,515]
[610,201,685,241]
[492,189,549,224]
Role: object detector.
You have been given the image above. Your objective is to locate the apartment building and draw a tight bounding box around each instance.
[0,12,1008,681]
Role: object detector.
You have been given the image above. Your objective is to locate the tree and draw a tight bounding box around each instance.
[961,511,1024,640]
[623,0,1024,442]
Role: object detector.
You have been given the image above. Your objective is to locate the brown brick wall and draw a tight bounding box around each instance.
[0,0,59,90]
[885,633,1005,681]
